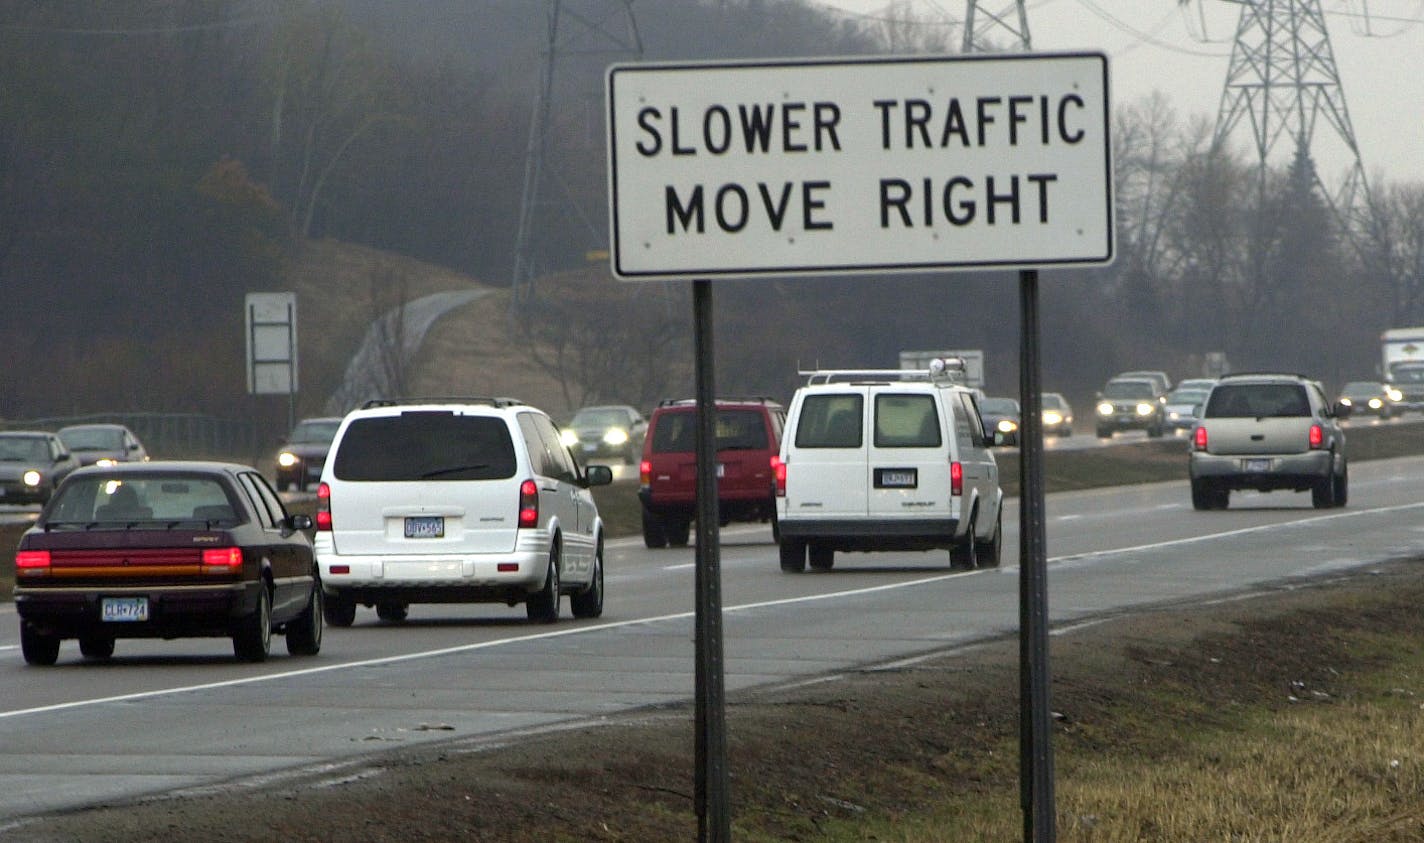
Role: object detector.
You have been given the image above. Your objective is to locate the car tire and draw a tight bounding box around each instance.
[1332,462,1349,508]
[376,601,409,623]
[570,541,604,619]
[667,519,691,547]
[323,592,357,627]
[286,584,324,656]
[1060,428,1073,438]
[526,544,561,623]
[276,478,291,493]
[1096,426,1112,439]
[808,544,834,571]
[233,585,272,663]
[21,623,61,666]
[79,635,115,660]
[975,509,1003,568]
[1191,479,1212,511]
[1311,473,1335,509]
[950,517,978,570]
[641,509,668,549]
[779,538,806,573]
[771,512,781,544]
[1148,422,1163,438]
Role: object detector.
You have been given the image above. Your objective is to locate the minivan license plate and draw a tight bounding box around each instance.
[875,468,918,488]
[101,597,149,623]
[404,516,445,539]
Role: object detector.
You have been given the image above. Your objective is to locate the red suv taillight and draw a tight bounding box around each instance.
[15,550,51,576]
[950,461,963,496]
[1309,423,1324,449]
[201,547,243,574]
[771,455,786,496]
[519,479,539,527]
[315,482,332,531]
[639,459,652,487]
[1193,426,1208,451]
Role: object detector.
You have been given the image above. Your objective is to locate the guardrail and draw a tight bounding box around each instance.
[0,412,266,463]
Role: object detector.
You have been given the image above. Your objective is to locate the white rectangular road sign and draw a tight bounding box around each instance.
[245,292,297,395]
[607,53,1112,280]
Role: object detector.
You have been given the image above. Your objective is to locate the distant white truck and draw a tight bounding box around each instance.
[1381,327,1424,412]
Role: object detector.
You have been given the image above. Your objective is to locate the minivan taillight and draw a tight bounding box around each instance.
[15,550,51,576]
[950,461,963,496]
[639,459,652,487]
[1193,426,1208,451]
[519,479,539,527]
[1309,423,1324,449]
[316,482,332,531]
[771,455,786,496]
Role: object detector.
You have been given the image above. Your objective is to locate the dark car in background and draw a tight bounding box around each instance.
[1095,378,1166,438]
[57,423,150,466]
[0,431,81,505]
[12,461,322,665]
[1336,380,1393,419]
[638,397,784,548]
[274,417,342,491]
[560,404,647,463]
[978,397,1021,446]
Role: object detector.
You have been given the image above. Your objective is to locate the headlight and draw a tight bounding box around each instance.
[1387,387,1403,401]
[1168,412,1181,421]
[1338,397,1352,406]
[1097,402,1114,416]
[22,470,41,487]
[1368,398,1383,410]
[277,451,299,468]
[559,429,578,447]
[997,419,1018,434]
[95,458,117,467]
[603,428,629,446]
[1042,411,1062,425]
[1136,403,1155,416]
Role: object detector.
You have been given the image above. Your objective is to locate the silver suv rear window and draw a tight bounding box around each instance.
[1205,384,1310,418]
[332,413,517,481]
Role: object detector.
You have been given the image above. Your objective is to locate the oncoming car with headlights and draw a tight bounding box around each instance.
[1336,381,1393,419]
[977,397,1021,447]
[560,405,647,464]
[274,417,342,492]
[1094,378,1165,439]
[1041,392,1073,437]
[0,431,81,505]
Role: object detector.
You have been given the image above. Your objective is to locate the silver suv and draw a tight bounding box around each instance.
[776,361,1005,573]
[314,398,613,625]
[1189,374,1346,510]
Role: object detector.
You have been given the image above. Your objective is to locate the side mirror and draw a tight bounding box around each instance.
[288,513,314,531]
[56,451,71,463]
[584,464,614,487]
[1332,401,1350,418]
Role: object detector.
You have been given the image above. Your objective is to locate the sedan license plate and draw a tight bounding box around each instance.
[101,596,149,623]
[1243,458,1272,473]
[875,468,918,489]
[404,516,445,539]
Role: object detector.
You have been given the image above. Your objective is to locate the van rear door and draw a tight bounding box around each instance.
[783,389,868,518]
[866,391,953,522]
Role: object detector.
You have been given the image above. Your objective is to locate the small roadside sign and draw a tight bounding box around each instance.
[607,52,1112,280]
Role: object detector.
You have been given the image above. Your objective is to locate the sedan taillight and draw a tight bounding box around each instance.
[15,550,51,576]
[201,547,243,574]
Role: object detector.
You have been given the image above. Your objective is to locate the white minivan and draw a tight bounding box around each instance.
[314,398,612,625]
[775,362,1004,572]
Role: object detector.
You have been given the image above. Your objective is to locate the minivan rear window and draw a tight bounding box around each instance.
[1204,384,1310,418]
[651,409,769,453]
[794,394,864,448]
[332,413,517,481]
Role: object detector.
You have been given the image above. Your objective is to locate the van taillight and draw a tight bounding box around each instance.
[950,461,963,496]
[15,550,50,575]
[316,482,332,531]
[639,459,652,486]
[201,547,243,574]
[519,479,539,527]
[1193,426,1208,451]
[1309,424,1324,449]
[771,455,786,496]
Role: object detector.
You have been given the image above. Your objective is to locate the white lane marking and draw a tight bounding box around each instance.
[0,645,16,652]
[5,500,1422,721]
[1055,514,1083,522]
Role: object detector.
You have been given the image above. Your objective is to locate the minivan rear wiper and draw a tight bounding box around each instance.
[421,463,490,479]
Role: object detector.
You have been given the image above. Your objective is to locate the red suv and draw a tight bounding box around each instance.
[638,398,785,548]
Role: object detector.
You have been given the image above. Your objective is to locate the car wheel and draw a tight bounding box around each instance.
[276,478,291,493]
[376,601,409,623]
[526,543,561,623]
[323,592,357,627]
[771,512,781,544]
[779,538,806,573]
[641,509,668,549]
[975,509,1003,568]
[808,544,834,571]
[233,585,272,663]
[1096,426,1112,439]
[286,583,324,656]
[667,519,691,547]
[1147,422,1163,438]
[570,540,604,619]
[950,517,978,570]
[1191,479,1212,511]
[1332,462,1349,508]
[79,635,115,660]
[21,623,61,666]
[1311,473,1335,509]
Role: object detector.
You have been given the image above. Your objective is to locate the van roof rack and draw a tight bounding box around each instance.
[361,396,526,409]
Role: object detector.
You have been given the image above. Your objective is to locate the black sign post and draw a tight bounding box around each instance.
[692,279,731,842]
[1018,268,1056,841]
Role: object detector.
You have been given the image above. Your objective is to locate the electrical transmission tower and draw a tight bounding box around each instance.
[511,0,641,309]
[962,0,1031,52]
[1209,0,1373,239]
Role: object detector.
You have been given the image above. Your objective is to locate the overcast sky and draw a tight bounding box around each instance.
[810,0,1424,191]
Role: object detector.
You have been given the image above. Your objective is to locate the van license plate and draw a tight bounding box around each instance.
[1243,459,1271,472]
[875,468,918,488]
[405,516,445,539]
[101,597,149,622]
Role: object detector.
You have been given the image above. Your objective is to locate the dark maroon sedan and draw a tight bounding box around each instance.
[13,462,322,665]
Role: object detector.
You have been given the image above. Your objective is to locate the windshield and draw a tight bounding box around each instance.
[1166,390,1208,406]
[979,398,1019,415]
[571,408,631,428]
[289,420,341,444]
[1342,382,1381,395]
[1102,380,1155,400]
[0,436,49,462]
[59,427,125,450]
[1391,366,1424,384]
[1041,394,1066,410]
[47,475,240,524]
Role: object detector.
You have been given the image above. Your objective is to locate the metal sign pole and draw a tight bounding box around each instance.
[692,279,730,842]
[1018,268,1056,841]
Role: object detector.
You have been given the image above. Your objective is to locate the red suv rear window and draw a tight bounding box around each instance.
[650,409,770,453]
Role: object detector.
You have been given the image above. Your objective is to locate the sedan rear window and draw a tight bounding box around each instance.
[1205,384,1311,418]
[333,413,517,481]
[48,475,239,524]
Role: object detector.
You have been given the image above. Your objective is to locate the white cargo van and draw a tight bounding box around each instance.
[775,361,1005,572]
